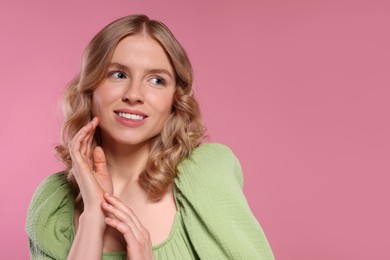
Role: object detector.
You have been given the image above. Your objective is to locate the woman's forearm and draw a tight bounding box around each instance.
[67,211,105,260]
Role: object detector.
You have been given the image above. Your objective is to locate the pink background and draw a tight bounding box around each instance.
[1,0,389,259]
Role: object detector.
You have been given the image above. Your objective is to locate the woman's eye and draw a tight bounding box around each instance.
[150,77,165,86]
[109,71,127,79]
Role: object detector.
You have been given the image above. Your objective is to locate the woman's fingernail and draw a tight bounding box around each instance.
[105,193,111,197]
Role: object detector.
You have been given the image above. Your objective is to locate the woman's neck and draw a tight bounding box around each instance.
[100,138,151,191]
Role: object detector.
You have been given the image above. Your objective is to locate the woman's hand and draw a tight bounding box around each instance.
[68,117,113,216]
[101,193,154,260]
[67,117,113,259]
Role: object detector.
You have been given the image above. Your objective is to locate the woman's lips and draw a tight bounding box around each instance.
[116,111,145,121]
[114,109,148,126]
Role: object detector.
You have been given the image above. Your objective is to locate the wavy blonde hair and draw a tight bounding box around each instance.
[55,14,205,201]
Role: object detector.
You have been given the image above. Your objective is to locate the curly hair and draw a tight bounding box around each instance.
[55,14,205,201]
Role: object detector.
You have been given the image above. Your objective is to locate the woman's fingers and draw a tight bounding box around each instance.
[104,217,153,259]
[80,117,99,158]
[93,146,108,175]
[84,123,96,161]
[68,117,106,198]
[104,217,138,243]
[101,196,141,232]
[101,201,142,241]
[101,194,149,237]
[101,196,153,258]
[93,147,112,193]
[69,117,99,167]
[103,194,145,231]
[73,117,98,144]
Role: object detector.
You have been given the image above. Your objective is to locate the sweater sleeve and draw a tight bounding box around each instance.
[174,143,274,260]
[25,172,75,260]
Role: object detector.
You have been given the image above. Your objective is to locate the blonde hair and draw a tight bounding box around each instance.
[55,14,205,201]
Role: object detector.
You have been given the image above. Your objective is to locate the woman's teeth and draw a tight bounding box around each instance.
[118,112,144,121]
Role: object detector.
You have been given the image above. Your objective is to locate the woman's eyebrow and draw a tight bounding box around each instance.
[146,69,174,79]
[108,62,129,72]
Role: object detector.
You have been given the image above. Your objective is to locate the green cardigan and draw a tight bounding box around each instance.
[26,143,274,259]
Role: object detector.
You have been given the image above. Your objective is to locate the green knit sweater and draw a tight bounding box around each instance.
[26,143,274,259]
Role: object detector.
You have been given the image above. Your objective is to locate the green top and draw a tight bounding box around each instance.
[26,143,274,259]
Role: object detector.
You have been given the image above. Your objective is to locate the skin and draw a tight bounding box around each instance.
[67,34,178,260]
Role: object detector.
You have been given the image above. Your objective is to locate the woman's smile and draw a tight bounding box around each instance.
[114,109,148,127]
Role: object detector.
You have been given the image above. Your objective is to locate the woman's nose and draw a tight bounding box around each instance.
[122,80,144,104]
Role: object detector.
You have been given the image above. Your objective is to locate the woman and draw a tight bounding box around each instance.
[26,14,274,259]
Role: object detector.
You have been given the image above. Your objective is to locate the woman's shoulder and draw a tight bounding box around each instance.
[26,172,73,215]
[184,142,237,160]
[26,172,75,259]
[32,171,71,194]
[176,142,243,189]
[174,143,275,259]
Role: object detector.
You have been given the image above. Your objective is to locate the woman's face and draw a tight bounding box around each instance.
[92,34,176,147]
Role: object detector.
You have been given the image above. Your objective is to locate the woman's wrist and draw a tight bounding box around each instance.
[68,210,105,260]
[79,210,106,232]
